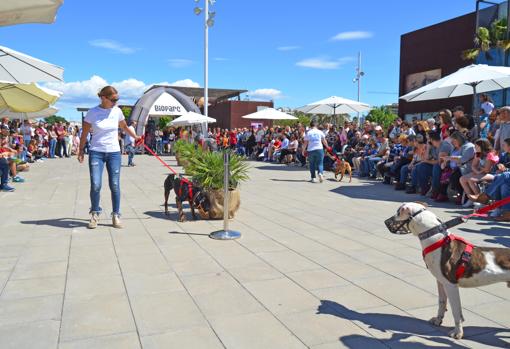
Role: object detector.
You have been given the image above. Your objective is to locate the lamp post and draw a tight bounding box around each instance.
[352,51,365,123]
[194,0,215,122]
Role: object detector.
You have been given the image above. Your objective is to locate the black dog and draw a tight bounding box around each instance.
[164,174,210,222]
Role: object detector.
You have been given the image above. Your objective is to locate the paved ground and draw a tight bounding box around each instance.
[0,154,509,349]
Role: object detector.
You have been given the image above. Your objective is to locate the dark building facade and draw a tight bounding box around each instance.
[398,1,508,119]
[208,100,274,129]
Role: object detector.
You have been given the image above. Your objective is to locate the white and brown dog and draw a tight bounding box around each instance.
[385,202,510,339]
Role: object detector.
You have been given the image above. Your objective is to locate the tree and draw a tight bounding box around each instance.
[462,18,510,61]
[365,106,397,129]
[120,106,132,120]
[44,115,67,124]
[275,111,311,127]
[159,116,171,129]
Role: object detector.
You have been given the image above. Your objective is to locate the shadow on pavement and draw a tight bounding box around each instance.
[317,300,509,349]
[168,231,210,237]
[255,165,307,171]
[20,218,90,228]
[270,179,310,183]
[144,210,208,223]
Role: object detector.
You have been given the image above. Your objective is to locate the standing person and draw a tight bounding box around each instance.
[78,86,140,229]
[65,122,73,157]
[479,94,494,138]
[55,121,68,157]
[125,121,137,167]
[302,120,328,183]
[20,120,32,148]
[48,125,57,158]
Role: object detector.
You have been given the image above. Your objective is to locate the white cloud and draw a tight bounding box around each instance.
[296,56,354,70]
[213,57,229,61]
[331,31,373,41]
[89,39,138,54]
[249,88,284,100]
[43,75,200,108]
[277,46,301,51]
[168,58,193,68]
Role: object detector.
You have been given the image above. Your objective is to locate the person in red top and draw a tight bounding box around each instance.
[55,121,68,158]
[229,130,237,150]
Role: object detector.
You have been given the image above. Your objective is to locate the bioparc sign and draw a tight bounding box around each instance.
[149,92,186,116]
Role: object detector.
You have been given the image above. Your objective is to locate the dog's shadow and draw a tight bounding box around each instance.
[144,210,205,222]
[317,300,510,348]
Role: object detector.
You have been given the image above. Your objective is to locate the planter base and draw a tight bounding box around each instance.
[206,189,241,219]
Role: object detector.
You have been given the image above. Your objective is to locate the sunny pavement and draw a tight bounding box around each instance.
[0,154,509,349]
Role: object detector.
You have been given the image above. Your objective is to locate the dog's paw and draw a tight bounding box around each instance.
[448,328,463,340]
[429,317,443,326]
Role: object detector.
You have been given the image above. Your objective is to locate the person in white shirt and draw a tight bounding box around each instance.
[302,120,329,183]
[78,86,140,229]
[124,121,137,167]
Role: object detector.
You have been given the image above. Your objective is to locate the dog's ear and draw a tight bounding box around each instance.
[413,201,429,208]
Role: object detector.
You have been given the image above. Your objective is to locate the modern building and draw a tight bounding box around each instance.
[398,1,509,120]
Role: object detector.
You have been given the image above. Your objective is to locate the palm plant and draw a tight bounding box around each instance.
[462,18,510,61]
[186,151,250,190]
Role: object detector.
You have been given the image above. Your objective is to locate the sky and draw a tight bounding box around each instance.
[4,0,477,121]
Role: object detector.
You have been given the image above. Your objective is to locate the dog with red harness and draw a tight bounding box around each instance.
[164,174,210,222]
[385,202,510,339]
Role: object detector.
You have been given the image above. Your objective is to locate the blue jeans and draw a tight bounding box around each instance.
[126,145,135,166]
[367,157,382,176]
[308,149,324,179]
[0,158,8,187]
[89,151,121,215]
[486,172,510,211]
[155,140,163,154]
[416,162,441,191]
[49,138,57,158]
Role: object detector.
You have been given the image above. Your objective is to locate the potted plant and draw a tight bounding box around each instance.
[173,140,195,168]
[186,151,250,219]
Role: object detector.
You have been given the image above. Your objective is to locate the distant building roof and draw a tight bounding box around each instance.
[146,85,247,102]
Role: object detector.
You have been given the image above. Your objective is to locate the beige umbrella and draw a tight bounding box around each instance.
[0,0,64,27]
[0,46,64,83]
[0,106,58,120]
[0,81,61,113]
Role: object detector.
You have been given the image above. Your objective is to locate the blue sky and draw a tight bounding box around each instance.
[4,0,477,121]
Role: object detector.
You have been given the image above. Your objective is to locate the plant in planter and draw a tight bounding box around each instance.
[186,151,250,219]
[173,140,195,168]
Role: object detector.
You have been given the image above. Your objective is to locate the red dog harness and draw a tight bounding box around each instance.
[178,177,194,201]
[422,234,474,281]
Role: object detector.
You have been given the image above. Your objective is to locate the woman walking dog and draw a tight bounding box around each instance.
[78,86,140,229]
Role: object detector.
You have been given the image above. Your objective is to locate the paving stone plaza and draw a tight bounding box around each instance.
[0,155,509,348]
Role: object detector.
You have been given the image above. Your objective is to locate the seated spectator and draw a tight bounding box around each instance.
[280,134,298,163]
[438,109,453,140]
[459,138,499,207]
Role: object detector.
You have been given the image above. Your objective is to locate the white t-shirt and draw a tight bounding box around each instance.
[305,128,325,151]
[84,105,124,152]
[481,101,494,115]
[125,125,136,145]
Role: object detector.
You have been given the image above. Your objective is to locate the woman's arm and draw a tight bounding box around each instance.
[119,120,139,140]
[77,122,91,163]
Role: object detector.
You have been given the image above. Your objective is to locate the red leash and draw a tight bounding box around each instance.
[135,138,177,175]
[464,196,510,219]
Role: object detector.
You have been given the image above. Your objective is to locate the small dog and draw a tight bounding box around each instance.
[334,158,352,182]
[164,174,209,222]
[386,202,510,339]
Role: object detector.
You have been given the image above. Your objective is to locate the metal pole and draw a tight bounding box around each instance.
[357,52,361,123]
[209,151,241,240]
[204,0,209,119]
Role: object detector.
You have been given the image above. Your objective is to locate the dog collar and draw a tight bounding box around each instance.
[418,216,467,241]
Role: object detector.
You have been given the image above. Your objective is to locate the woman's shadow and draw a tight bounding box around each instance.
[317,300,510,348]
[20,218,90,228]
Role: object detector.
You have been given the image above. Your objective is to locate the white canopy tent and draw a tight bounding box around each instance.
[297,96,372,115]
[0,106,58,121]
[170,111,216,127]
[400,64,510,102]
[0,46,64,83]
[242,108,297,120]
[0,0,64,27]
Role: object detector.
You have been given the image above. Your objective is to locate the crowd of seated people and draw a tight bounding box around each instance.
[0,117,80,192]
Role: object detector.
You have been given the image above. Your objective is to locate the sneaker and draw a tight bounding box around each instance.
[310,178,317,183]
[318,173,324,183]
[462,199,474,208]
[395,183,406,191]
[12,176,25,183]
[88,213,99,229]
[112,214,123,228]
[0,185,15,192]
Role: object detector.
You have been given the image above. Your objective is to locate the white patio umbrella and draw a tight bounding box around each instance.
[297,96,372,115]
[400,64,510,102]
[0,81,61,113]
[170,111,216,126]
[0,0,64,27]
[0,46,64,83]
[0,106,58,121]
[242,108,297,120]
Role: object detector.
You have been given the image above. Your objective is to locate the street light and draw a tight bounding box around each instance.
[194,0,216,123]
[353,51,365,123]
